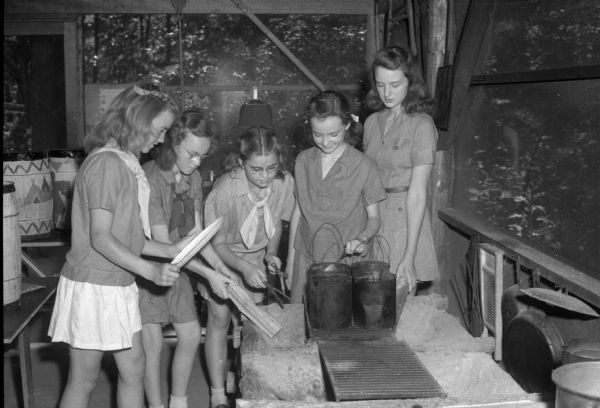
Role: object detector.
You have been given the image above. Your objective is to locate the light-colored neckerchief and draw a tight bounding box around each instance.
[92,139,152,239]
[239,188,275,248]
[321,144,347,179]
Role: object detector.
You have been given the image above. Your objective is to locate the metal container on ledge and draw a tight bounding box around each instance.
[351,261,396,329]
[306,262,352,330]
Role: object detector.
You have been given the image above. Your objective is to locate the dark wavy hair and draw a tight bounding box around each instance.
[227,125,284,180]
[365,46,433,114]
[154,109,214,171]
[304,90,362,146]
[84,82,179,156]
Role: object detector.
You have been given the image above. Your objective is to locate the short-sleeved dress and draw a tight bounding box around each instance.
[363,109,439,282]
[137,160,204,325]
[204,167,295,303]
[291,145,386,303]
[48,151,146,350]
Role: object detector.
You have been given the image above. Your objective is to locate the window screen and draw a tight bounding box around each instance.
[453,0,600,276]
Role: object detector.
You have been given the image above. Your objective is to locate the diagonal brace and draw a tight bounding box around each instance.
[230,0,326,91]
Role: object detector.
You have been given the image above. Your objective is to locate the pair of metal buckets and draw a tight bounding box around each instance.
[306,260,396,330]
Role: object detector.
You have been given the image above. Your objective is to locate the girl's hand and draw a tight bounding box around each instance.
[241,263,267,289]
[151,263,180,286]
[264,254,283,275]
[207,270,232,299]
[214,261,234,279]
[396,259,417,293]
[285,249,295,288]
[345,239,367,256]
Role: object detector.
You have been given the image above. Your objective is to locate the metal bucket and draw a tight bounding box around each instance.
[306,263,352,329]
[552,361,600,407]
[351,261,396,328]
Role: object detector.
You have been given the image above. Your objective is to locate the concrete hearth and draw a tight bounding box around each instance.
[237,294,548,408]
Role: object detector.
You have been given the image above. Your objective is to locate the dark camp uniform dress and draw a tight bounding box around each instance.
[137,160,203,325]
[204,167,295,303]
[291,146,386,303]
[363,109,439,282]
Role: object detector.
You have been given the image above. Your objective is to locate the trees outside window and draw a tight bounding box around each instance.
[82,14,367,174]
[453,0,600,275]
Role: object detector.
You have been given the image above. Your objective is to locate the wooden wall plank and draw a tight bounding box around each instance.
[437,0,492,150]
[63,19,85,149]
[4,21,64,35]
[5,0,373,16]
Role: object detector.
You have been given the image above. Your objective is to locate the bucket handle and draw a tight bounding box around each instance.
[366,234,391,264]
[347,234,391,265]
[311,222,344,264]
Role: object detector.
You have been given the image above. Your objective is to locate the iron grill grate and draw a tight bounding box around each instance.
[319,340,446,401]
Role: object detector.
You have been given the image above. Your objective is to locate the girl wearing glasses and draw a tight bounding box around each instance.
[286,90,386,304]
[203,125,295,408]
[140,110,233,408]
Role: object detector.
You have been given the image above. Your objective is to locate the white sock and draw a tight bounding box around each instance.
[169,394,188,408]
[210,387,227,407]
[148,404,165,408]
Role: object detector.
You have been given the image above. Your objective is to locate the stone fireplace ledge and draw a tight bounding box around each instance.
[237,295,534,406]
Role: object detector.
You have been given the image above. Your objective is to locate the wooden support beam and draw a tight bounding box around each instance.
[5,0,373,16]
[230,0,326,91]
[4,20,65,35]
[439,0,493,150]
[64,19,86,148]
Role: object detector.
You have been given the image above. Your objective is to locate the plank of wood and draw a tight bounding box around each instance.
[5,0,373,15]
[230,0,326,91]
[227,283,282,338]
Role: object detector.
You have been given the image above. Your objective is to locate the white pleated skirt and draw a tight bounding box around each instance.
[48,276,142,351]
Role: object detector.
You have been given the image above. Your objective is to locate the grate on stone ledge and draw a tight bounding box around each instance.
[319,340,446,401]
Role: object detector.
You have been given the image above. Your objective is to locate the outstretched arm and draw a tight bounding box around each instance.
[397,163,433,291]
[148,223,231,299]
[345,203,381,255]
[211,234,267,289]
[264,220,284,273]
[89,208,179,286]
[285,203,301,286]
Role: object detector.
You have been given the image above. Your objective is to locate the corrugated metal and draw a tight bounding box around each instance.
[311,326,395,341]
[319,340,446,401]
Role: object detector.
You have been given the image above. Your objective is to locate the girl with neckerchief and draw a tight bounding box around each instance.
[203,124,294,408]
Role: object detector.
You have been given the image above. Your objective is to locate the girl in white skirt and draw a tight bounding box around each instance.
[48,83,188,408]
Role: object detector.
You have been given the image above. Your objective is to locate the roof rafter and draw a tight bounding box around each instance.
[5,0,373,16]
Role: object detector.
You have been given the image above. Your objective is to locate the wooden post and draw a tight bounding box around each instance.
[64,18,85,148]
[427,0,447,96]
[493,247,504,361]
[430,149,451,294]
[229,0,326,91]
[366,12,378,70]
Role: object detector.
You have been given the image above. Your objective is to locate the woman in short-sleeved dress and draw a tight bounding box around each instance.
[363,46,439,291]
[287,90,386,304]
